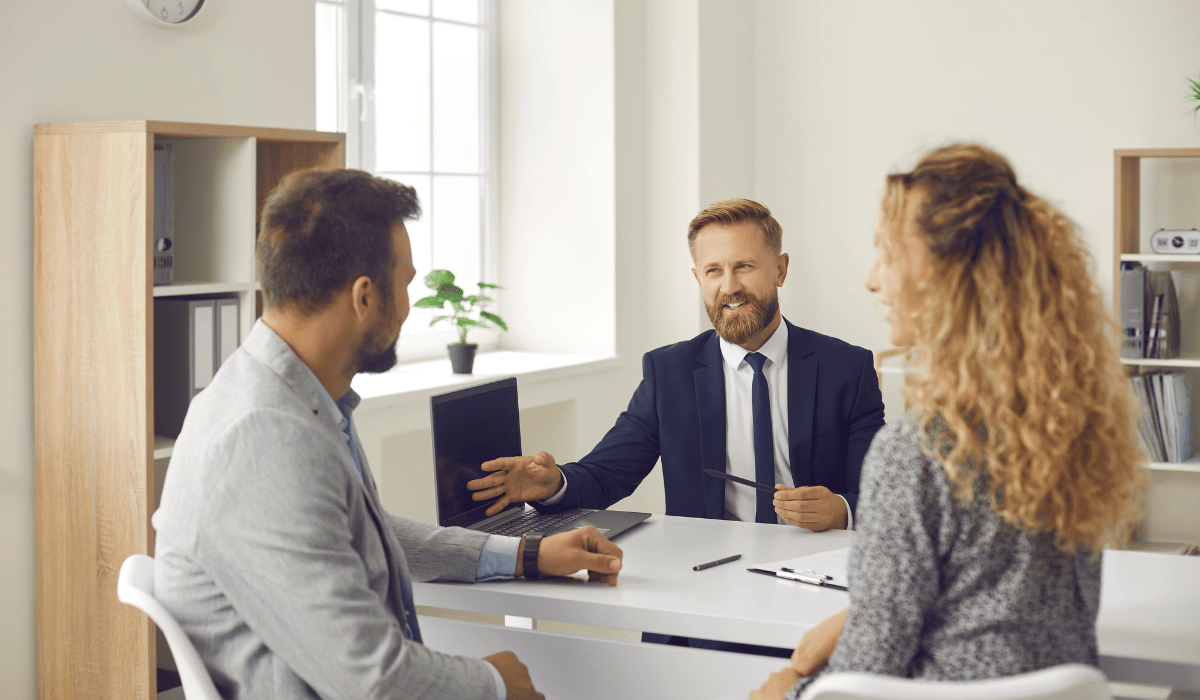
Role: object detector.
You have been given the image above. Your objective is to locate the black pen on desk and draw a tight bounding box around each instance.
[693,554,742,571]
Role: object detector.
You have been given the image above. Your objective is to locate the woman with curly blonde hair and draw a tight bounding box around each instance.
[753,143,1147,700]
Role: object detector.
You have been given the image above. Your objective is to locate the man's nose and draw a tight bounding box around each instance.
[719,271,743,297]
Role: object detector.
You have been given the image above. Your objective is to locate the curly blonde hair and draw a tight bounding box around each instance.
[881,143,1146,553]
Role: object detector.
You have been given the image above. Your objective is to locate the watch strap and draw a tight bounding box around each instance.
[522,533,544,580]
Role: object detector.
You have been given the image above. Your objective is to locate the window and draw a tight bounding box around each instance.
[316,0,498,357]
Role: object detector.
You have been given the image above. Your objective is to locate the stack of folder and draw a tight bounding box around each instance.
[1131,371,1194,464]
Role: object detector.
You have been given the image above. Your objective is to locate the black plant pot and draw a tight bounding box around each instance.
[447,343,478,374]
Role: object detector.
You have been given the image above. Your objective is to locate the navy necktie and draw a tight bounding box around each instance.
[744,352,776,524]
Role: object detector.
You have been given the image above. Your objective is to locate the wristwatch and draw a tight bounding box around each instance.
[522,533,544,580]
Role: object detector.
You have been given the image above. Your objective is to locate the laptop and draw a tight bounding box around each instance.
[430,377,650,540]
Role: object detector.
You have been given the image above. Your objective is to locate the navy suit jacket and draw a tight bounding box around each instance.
[544,319,886,521]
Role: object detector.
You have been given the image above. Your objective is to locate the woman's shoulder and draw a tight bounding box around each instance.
[861,414,956,507]
[865,415,930,469]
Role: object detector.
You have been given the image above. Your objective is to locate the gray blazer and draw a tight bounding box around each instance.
[786,418,1101,699]
[153,321,499,700]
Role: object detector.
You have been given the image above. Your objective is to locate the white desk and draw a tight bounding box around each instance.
[414,515,1200,692]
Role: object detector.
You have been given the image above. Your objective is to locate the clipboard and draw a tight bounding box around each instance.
[747,547,851,591]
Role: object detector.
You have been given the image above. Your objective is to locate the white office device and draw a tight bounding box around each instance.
[1149,228,1200,254]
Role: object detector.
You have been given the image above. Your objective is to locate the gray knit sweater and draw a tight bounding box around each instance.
[787,417,1101,699]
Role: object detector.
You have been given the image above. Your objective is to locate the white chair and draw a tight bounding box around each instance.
[117,554,222,700]
[802,664,1111,700]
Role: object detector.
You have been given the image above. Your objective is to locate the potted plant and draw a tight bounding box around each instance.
[414,269,508,374]
[1190,69,1200,118]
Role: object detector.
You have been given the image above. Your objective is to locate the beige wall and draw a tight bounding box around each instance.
[0,2,314,697]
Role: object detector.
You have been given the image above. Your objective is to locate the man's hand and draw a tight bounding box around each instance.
[791,608,847,676]
[483,651,544,700]
[773,485,847,531]
[515,525,623,586]
[749,667,802,700]
[468,452,563,516]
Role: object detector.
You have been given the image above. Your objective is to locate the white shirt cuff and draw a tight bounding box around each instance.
[839,494,854,530]
[484,659,507,700]
[537,472,570,506]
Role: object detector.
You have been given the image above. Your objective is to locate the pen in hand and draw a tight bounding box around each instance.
[693,554,742,571]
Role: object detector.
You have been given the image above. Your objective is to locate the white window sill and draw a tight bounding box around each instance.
[351,350,623,412]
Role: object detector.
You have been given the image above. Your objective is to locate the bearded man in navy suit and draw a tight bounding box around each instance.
[468,198,885,655]
[470,197,884,534]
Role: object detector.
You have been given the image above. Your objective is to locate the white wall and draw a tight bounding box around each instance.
[0,3,315,697]
[753,0,1200,351]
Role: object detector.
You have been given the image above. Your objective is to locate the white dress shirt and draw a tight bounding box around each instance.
[720,322,853,528]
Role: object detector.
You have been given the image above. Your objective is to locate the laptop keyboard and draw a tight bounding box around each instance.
[480,509,592,537]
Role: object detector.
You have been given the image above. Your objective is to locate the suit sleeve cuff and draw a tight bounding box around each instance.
[839,494,854,530]
[537,472,570,506]
[484,659,507,700]
[475,534,521,582]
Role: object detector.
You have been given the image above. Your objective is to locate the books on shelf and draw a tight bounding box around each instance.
[153,143,174,286]
[1145,269,1181,359]
[1131,370,1193,464]
[154,295,241,439]
[1119,262,1144,358]
[1118,263,1181,359]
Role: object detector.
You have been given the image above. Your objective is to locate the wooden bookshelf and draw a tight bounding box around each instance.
[33,121,344,700]
[1113,148,1200,543]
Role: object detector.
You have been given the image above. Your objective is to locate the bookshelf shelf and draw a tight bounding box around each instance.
[33,120,344,700]
[152,281,253,297]
[1121,356,1200,369]
[1147,458,1200,474]
[1120,254,1200,264]
[153,435,175,460]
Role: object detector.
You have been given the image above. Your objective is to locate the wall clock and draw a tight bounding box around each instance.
[126,0,206,27]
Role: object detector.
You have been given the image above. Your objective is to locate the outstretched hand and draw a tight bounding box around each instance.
[517,525,624,586]
[467,451,564,516]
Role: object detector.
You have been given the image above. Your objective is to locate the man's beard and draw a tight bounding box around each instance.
[355,312,400,375]
[706,289,779,346]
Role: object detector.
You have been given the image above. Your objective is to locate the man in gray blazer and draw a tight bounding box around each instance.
[153,169,623,700]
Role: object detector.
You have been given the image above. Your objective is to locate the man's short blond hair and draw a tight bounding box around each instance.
[687,198,783,259]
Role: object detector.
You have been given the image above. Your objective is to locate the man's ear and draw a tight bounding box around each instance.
[349,275,375,322]
[692,267,701,287]
[776,252,789,287]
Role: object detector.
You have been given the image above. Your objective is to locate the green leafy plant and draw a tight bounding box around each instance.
[1191,70,1200,118]
[413,269,508,345]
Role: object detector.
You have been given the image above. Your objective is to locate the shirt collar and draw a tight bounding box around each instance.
[298,361,360,428]
[719,318,789,371]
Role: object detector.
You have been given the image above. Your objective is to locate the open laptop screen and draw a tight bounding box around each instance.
[430,377,523,528]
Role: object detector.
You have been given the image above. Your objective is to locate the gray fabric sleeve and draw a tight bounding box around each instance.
[193,409,498,700]
[382,511,493,583]
[786,422,943,699]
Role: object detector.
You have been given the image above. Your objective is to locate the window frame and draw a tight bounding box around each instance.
[317,0,501,360]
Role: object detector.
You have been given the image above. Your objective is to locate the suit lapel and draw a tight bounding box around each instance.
[693,333,727,519]
[786,320,818,488]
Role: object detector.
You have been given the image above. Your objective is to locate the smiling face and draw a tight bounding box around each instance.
[691,220,789,351]
[864,188,935,347]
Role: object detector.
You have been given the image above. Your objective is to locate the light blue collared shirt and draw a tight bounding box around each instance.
[299,363,517,699]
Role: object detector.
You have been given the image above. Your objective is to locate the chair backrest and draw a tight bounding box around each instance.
[117,554,223,700]
[804,664,1110,700]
